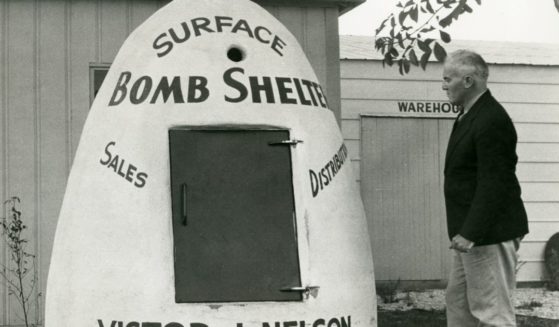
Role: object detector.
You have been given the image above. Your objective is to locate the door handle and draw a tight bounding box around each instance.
[268,139,304,147]
[181,183,187,226]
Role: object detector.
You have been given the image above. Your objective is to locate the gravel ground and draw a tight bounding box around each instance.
[377,288,559,320]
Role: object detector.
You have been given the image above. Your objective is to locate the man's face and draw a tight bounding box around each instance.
[442,63,467,106]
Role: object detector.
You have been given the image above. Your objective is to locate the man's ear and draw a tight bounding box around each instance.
[463,75,474,89]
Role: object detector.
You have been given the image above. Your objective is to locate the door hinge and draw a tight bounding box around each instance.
[280,285,320,299]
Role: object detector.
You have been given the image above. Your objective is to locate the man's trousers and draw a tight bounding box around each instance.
[446,240,519,327]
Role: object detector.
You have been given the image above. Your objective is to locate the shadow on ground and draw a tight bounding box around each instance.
[378,309,559,327]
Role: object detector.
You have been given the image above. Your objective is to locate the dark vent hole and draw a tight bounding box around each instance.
[227,47,244,62]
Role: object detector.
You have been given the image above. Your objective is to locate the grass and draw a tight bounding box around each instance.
[378,309,559,327]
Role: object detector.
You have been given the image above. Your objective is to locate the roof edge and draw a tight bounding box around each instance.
[252,0,365,15]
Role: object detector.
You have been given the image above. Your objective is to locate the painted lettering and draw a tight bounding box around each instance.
[150,77,185,104]
[98,318,347,327]
[108,70,328,108]
[313,320,325,327]
[134,172,148,188]
[249,76,275,103]
[313,82,328,108]
[309,143,349,198]
[100,141,116,165]
[310,169,319,197]
[109,71,132,106]
[398,101,460,114]
[223,68,328,108]
[293,79,312,106]
[108,72,209,106]
[301,80,318,106]
[271,35,287,56]
[224,67,248,103]
[260,317,350,327]
[98,320,116,327]
[153,16,286,58]
[98,321,205,327]
[187,76,209,103]
[276,77,297,104]
[231,19,254,38]
[99,141,149,188]
[152,32,174,58]
[191,17,214,36]
[169,22,192,43]
[254,26,272,44]
[215,16,233,32]
[130,76,153,104]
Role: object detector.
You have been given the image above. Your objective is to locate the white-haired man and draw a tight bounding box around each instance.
[442,49,529,326]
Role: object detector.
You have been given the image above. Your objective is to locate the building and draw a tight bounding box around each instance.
[2,0,558,324]
[340,35,559,286]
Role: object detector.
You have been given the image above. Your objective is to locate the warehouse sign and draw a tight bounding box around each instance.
[397,101,460,114]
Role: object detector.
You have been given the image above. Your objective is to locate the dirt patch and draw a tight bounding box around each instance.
[378,309,559,327]
[377,288,559,320]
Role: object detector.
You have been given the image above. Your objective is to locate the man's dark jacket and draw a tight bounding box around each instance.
[444,90,529,246]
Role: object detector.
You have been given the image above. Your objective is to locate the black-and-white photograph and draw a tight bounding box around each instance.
[1,0,558,326]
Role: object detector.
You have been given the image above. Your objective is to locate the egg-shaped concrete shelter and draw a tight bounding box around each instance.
[45,0,376,326]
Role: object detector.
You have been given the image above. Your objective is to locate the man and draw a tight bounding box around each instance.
[442,50,529,326]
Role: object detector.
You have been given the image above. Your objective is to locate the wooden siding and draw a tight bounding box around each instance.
[263,5,341,122]
[361,117,453,280]
[341,59,559,283]
[0,1,343,325]
[0,2,167,325]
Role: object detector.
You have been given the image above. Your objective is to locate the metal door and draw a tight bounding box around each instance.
[169,128,302,303]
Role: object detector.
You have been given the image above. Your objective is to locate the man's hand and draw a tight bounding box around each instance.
[450,235,474,253]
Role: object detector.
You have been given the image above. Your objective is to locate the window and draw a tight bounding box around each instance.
[89,63,111,105]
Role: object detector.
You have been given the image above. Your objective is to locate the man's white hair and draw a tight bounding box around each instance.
[446,49,489,81]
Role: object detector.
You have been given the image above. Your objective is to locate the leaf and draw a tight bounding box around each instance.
[433,42,447,62]
[420,51,431,70]
[399,11,407,25]
[403,58,411,74]
[464,4,473,13]
[439,0,469,27]
[396,34,405,49]
[384,53,394,66]
[375,19,388,35]
[475,0,481,4]
[417,39,430,52]
[410,6,419,22]
[424,0,435,13]
[375,37,386,50]
[409,49,419,66]
[398,59,404,75]
[440,30,451,43]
